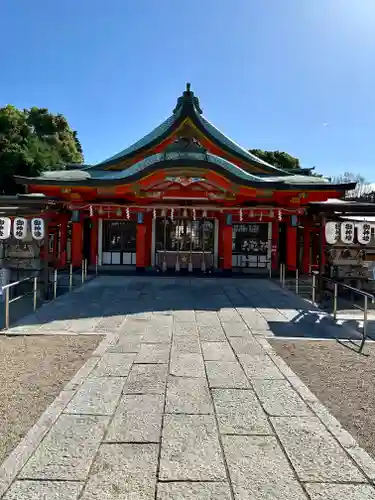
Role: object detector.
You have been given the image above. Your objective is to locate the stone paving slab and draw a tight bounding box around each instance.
[173,322,198,336]
[64,377,125,415]
[205,361,250,388]
[3,277,375,499]
[19,415,109,481]
[93,314,127,333]
[172,335,201,353]
[135,343,170,363]
[159,414,227,481]
[124,363,168,394]
[253,379,312,416]
[304,483,375,500]
[142,327,172,344]
[3,480,84,500]
[157,482,232,499]
[173,310,196,322]
[195,311,221,323]
[80,444,158,500]
[201,341,236,361]
[198,324,227,341]
[218,308,243,322]
[223,435,307,500]
[106,334,143,353]
[229,336,264,355]
[170,352,206,378]
[66,317,102,333]
[212,389,272,435]
[271,416,365,482]
[106,394,164,443]
[166,376,212,414]
[91,352,135,377]
[221,321,251,337]
[119,319,149,335]
[239,353,284,380]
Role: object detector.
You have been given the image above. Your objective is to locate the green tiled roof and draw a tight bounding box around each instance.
[97,109,182,166]
[16,151,344,192]
[95,84,288,173]
[28,152,267,183]
[197,115,287,174]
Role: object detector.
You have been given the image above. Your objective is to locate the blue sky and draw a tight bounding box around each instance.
[1,0,375,179]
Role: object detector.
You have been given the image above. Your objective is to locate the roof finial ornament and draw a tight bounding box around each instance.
[173,82,203,114]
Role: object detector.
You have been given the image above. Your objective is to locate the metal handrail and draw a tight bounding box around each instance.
[1,274,37,292]
[279,263,375,353]
[1,258,93,331]
[1,274,39,330]
[313,271,375,300]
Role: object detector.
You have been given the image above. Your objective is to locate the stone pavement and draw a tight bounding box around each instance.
[1,277,375,499]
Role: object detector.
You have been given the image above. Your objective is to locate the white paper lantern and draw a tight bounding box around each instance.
[357,222,371,245]
[31,218,44,240]
[0,217,11,240]
[341,222,354,244]
[13,217,27,240]
[325,221,340,245]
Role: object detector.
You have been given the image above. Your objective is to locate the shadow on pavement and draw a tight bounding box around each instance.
[3,276,367,341]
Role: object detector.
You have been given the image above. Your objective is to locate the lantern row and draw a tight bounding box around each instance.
[0,218,45,240]
[325,221,374,245]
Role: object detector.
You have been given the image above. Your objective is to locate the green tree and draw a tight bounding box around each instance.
[249,149,319,175]
[0,105,83,194]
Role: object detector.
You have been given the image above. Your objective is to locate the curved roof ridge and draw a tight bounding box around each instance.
[96,110,181,166]
[20,151,272,184]
[91,85,296,174]
[197,114,288,175]
[104,151,265,182]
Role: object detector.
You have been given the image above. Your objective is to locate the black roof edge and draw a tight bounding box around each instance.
[0,194,57,205]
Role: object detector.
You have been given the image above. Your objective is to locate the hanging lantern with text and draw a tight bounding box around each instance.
[357,222,371,245]
[325,222,340,245]
[0,217,11,240]
[13,218,27,240]
[31,218,44,240]
[340,222,354,244]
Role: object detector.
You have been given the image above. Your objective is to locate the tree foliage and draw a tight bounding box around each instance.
[249,149,326,177]
[0,105,83,194]
[249,149,301,172]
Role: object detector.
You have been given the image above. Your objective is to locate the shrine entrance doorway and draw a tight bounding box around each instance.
[154,217,215,272]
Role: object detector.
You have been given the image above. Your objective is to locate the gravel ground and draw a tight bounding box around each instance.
[269,338,375,458]
[0,335,103,464]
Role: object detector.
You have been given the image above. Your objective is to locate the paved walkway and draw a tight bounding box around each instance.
[1,277,375,499]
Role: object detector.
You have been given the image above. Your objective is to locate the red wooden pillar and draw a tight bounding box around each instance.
[271,220,279,271]
[59,219,68,267]
[218,215,224,269]
[136,217,147,271]
[71,221,83,267]
[286,224,297,272]
[319,215,326,274]
[302,226,311,274]
[90,217,98,266]
[222,223,232,273]
[144,213,153,268]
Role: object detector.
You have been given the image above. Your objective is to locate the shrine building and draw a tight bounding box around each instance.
[13,84,355,275]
